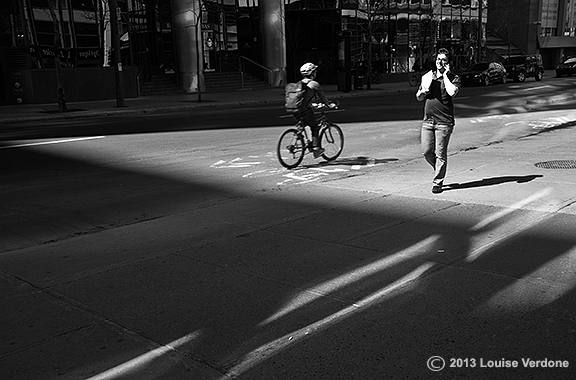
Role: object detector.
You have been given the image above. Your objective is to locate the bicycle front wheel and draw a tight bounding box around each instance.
[277,128,305,169]
[320,123,344,161]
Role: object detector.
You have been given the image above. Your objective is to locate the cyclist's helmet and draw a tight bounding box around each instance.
[300,62,318,77]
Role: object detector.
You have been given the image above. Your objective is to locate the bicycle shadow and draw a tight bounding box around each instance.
[312,156,399,168]
[444,174,543,191]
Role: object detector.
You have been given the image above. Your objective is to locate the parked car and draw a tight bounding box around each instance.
[460,61,507,86]
[555,56,576,77]
[504,54,544,82]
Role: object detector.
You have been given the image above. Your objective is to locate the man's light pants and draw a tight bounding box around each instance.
[421,122,453,186]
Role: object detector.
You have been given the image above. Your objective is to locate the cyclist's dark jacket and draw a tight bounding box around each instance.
[422,70,461,125]
[301,78,331,109]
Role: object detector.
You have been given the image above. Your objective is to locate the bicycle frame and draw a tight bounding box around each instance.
[295,111,329,151]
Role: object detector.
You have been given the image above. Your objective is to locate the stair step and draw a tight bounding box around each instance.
[204,71,269,92]
[139,71,269,96]
[486,30,526,60]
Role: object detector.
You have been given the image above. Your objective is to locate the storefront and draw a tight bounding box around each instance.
[1,0,489,104]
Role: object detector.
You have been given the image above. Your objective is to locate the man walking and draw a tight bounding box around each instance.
[416,48,461,194]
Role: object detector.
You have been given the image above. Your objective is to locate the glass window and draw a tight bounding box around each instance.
[238,0,258,6]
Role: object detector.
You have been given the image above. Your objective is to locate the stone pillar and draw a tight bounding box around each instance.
[260,0,287,87]
[172,0,204,93]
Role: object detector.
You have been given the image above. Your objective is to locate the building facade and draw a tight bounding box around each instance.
[343,1,485,77]
[488,0,576,68]
[4,1,572,105]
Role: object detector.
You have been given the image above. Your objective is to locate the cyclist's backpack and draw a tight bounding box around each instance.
[285,81,308,113]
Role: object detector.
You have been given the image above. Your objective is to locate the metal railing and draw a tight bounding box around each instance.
[239,55,272,89]
[136,57,151,97]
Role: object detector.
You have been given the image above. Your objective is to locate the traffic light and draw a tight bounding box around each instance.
[10,71,24,104]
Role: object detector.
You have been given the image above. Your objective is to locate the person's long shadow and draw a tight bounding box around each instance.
[444,174,543,191]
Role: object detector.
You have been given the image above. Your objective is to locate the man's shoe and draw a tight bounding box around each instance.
[313,148,325,158]
[431,185,443,194]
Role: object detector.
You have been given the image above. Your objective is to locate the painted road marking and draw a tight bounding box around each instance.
[211,158,262,168]
[0,136,105,150]
[213,153,379,185]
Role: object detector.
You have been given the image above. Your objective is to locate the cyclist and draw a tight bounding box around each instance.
[294,62,337,158]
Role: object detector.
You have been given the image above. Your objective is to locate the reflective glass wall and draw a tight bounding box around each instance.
[343,0,485,74]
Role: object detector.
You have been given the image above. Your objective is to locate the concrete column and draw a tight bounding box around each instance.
[172,0,204,93]
[260,0,287,87]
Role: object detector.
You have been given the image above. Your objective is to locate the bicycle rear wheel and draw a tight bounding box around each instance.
[409,74,419,87]
[320,123,344,161]
[277,128,305,169]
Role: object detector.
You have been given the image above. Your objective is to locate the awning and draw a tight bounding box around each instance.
[538,36,576,49]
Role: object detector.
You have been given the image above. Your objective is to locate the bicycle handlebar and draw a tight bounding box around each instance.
[311,100,339,110]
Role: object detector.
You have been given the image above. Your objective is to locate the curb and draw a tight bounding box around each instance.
[526,93,576,104]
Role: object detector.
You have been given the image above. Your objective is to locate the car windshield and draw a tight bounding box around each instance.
[562,58,576,64]
[505,57,527,64]
[469,63,489,71]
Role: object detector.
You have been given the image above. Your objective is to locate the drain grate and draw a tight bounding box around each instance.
[534,160,576,169]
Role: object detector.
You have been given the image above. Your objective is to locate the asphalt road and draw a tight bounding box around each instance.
[2,79,576,254]
[2,78,576,379]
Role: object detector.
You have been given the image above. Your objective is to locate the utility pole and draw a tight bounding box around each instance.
[477,0,483,63]
[195,10,202,103]
[367,0,372,89]
[109,0,125,107]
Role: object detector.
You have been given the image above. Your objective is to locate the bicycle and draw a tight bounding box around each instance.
[277,102,344,169]
[367,70,382,85]
[408,71,422,87]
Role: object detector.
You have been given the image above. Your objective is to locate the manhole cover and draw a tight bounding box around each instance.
[534,160,576,169]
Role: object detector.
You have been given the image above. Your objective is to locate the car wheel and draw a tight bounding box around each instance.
[535,70,543,81]
[483,76,490,86]
[517,72,526,82]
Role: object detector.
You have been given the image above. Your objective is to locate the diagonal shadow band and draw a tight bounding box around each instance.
[444,174,543,191]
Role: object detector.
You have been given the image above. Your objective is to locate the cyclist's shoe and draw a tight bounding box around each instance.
[313,147,325,158]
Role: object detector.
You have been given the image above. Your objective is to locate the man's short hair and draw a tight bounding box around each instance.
[437,48,450,60]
